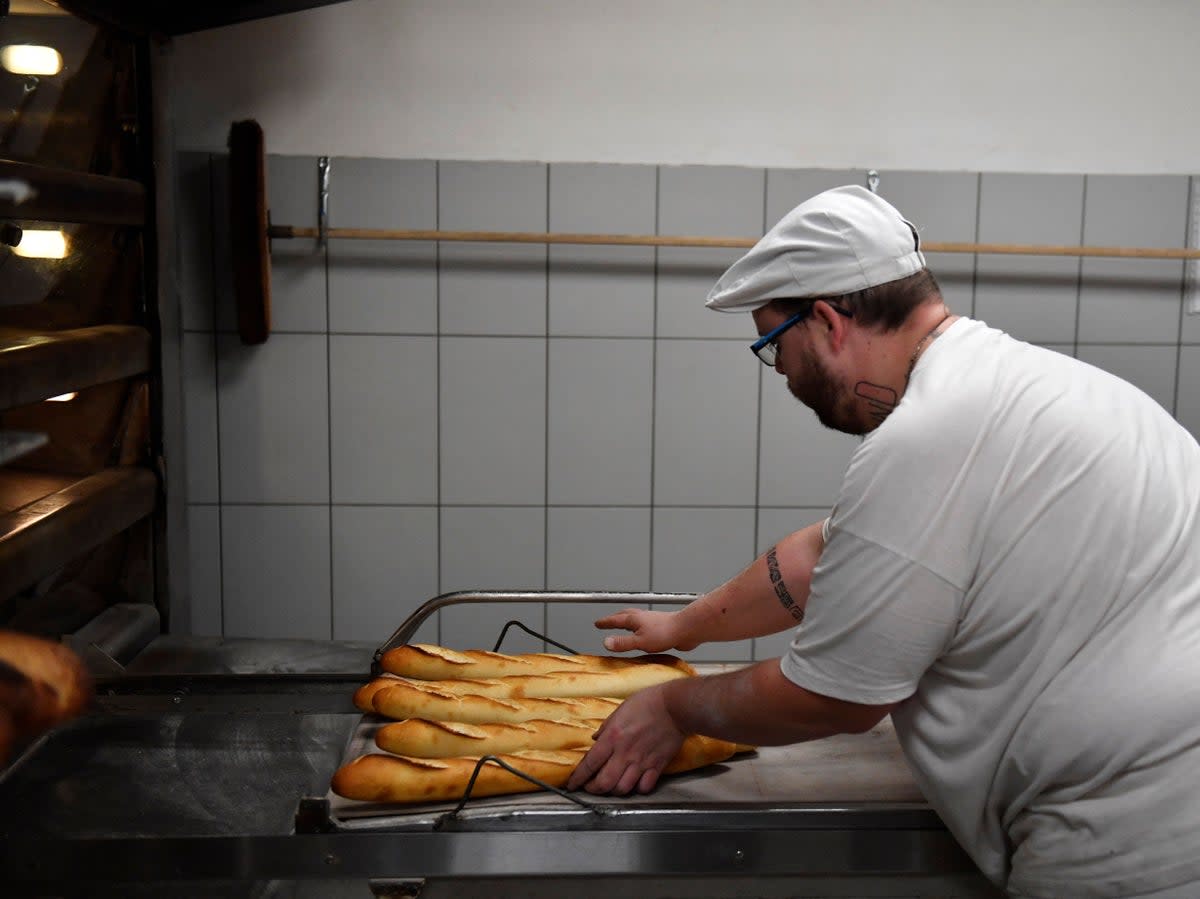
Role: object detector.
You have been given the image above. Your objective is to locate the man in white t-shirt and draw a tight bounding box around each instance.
[566,185,1200,898]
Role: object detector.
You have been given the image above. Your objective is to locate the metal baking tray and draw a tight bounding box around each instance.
[326,591,930,833]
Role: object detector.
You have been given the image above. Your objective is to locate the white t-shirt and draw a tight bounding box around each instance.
[780,318,1200,898]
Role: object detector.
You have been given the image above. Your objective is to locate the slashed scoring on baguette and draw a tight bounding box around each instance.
[380,643,695,680]
[370,679,623,724]
[331,735,739,804]
[375,716,602,757]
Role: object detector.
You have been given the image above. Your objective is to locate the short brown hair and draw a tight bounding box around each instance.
[771,268,942,331]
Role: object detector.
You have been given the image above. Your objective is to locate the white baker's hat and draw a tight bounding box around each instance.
[705,185,925,312]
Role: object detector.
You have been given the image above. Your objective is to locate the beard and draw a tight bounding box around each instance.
[786,349,865,435]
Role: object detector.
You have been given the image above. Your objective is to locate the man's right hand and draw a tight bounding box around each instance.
[594,608,696,653]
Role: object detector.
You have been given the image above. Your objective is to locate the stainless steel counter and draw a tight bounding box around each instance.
[0,625,1003,898]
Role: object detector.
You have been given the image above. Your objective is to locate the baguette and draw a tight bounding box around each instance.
[371,665,690,703]
[371,680,622,724]
[0,631,90,734]
[376,716,603,758]
[380,643,695,680]
[354,674,404,713]
[331,735,738,804]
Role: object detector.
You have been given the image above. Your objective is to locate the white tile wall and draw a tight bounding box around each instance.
[758,367,859,507]
[651,506,755,662]
[331,505,438,642]
[208,155,238,333]
[657,166,764,339]
[654,340,759,507]
[177,154,1200,663]
[1177,345,1200,436]
[1077,344,1179,414]
[877,171,980,314]
[181,331,219,504]
[975,173,1084,345]
[265,155,328,333]
[216,333,330,504]
[439,336,546,506]
[548,163,656,337]
[327,158,438,335]
[186,505,222,636]
[329,334,438,504]
[221,505,332,639]
[547,338,653,505]
[1078,175,1186,344]
[438,161,547,335]
[439,506,546,594]
[545,507,652,592]
[174,151,215,332]
[439,598,548,654]
[1181,174,1200,345]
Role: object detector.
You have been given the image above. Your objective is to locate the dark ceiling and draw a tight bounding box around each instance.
[53,0,354,37]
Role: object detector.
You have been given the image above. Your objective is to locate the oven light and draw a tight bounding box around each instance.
[1,45,63,76]
[13,229,67,258]
[46,392,76,402]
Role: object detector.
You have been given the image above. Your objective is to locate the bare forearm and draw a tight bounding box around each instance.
[659,660,850,746]
[673,521,824,647]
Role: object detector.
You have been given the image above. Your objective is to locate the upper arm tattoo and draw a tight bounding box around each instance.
[766,546,804,622]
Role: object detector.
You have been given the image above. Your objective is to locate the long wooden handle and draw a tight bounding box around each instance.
[268,225,1200,261]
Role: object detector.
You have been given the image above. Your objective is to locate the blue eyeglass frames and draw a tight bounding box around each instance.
[750,303,854,365]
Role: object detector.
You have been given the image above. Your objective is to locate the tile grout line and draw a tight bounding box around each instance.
[1172,176,1194,419]
[207,152,227,640]
[1074,175,1087,358]
[543,162,551,645]
[434,159,442,647]
[648,165,660,595]
[971,172,982,320]
[751,167,769,661]
[325,155,335,642]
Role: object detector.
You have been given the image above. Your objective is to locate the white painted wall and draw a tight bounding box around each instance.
[168,0,1199,174]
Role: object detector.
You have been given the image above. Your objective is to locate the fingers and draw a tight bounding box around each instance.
[566,740,612,792]
[567,730,652,796]
[579,754,668,796]
[568,729,674,796]
[613,761,645,797]
[583,758,644,796]
[602,634,637,653]
[593,609,640,631]
[594,609,644,653]
[637,767,660,795]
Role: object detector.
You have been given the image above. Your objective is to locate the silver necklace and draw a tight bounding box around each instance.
[905,310,952,382]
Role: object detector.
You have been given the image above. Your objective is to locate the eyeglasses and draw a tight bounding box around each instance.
[750,303,853,366]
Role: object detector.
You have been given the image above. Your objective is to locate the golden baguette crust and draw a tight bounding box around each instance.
[376,716,603,758]
[372,665,690,702]
[371,680,622,724]
[380,643,695,680]
[354,674,405,713]
[331,735,737,804]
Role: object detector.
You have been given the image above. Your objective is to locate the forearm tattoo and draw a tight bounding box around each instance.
[766,547,804,622]
[855,381,898,425]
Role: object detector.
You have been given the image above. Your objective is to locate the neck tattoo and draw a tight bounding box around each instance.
[905,310,952,383]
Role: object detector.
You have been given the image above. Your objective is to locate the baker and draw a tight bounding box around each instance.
[565,185,1200,898]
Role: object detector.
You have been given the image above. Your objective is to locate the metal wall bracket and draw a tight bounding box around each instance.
[317,156,331,248]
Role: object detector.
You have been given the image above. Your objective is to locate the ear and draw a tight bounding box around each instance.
[810,300,851,352]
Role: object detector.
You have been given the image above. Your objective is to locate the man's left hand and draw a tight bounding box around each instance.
[566,684,686,795]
